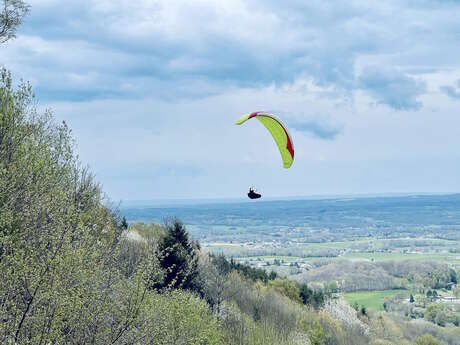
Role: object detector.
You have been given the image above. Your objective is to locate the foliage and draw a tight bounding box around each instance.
[153,218,201,292]
[0,0,30,43]
[299,283,325,309]
[0,68,140,344]
[0,70,218,345]
[210,253,278,283]
[129,222,165,241]
[133,290,222,345]
[268,278,302,304]
[307,320,325,345]
[0,69,451,345]
[424,303,454,327]
[448,268,457,285]
[414,334,443,345]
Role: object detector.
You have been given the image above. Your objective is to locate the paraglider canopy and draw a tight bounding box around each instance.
[236,112,294,168]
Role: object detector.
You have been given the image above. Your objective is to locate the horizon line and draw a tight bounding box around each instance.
[116,191,460,207]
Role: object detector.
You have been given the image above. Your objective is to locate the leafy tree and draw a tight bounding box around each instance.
[0,69,144,344]
[199,253,234,314]
[138,290,222,345]
[327,281,339,294]
[307,320,325,345]
[268,278,302,303]
[0,0,30,43]
[414,334,443,345]
[424,303,452,327]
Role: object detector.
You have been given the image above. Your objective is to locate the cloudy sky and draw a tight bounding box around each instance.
[2,0,460,201]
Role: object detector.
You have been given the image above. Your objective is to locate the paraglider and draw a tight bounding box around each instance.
[236,111,294,199]
[248,187,261,199]
[236,111,294,168]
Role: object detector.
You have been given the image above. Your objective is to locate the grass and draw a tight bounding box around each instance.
[234,255,302,262]
[343,290,409,311]
[342,251,460,263]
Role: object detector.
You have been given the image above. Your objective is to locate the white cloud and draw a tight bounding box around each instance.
[2,0,460,199]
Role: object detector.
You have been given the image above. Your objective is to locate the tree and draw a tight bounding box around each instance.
[425,303,451,327]
[0,0,30,43]
[352,301,360,312]
[410,294,415,303]
[199,254,233,314]
[299,283,325,309]
[153,218,200,292]
[449,268,457,284]
[268,278,302,303]
[121,216,129,230]
[209,253,277,283]
[300,284,313,304]
[0,69,146,344]
[269,270,277,280]
[414,334,443,345]
[383,302,388,312]
[327,281,339,294]
[139,290,222,345]
[307,320,325,345]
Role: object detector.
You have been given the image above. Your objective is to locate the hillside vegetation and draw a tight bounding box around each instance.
[1,70,459,344]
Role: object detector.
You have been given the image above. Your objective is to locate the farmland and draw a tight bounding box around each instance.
[343,289,409,311]
[122,194,460,327]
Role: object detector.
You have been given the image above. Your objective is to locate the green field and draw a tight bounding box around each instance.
[234,255,302,262]
[343,290,409,311]
[342,251,460,263]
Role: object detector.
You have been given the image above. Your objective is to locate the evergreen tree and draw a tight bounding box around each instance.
[449,268,457,284]
[153,218,200,292]
[209,253,277,283]
[269,271,278,280]
[299,283,325,309]
[121,216,129,230]
[353,301,360,312]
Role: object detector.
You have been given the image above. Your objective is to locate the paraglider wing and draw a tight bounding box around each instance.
[236,112,294,168]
